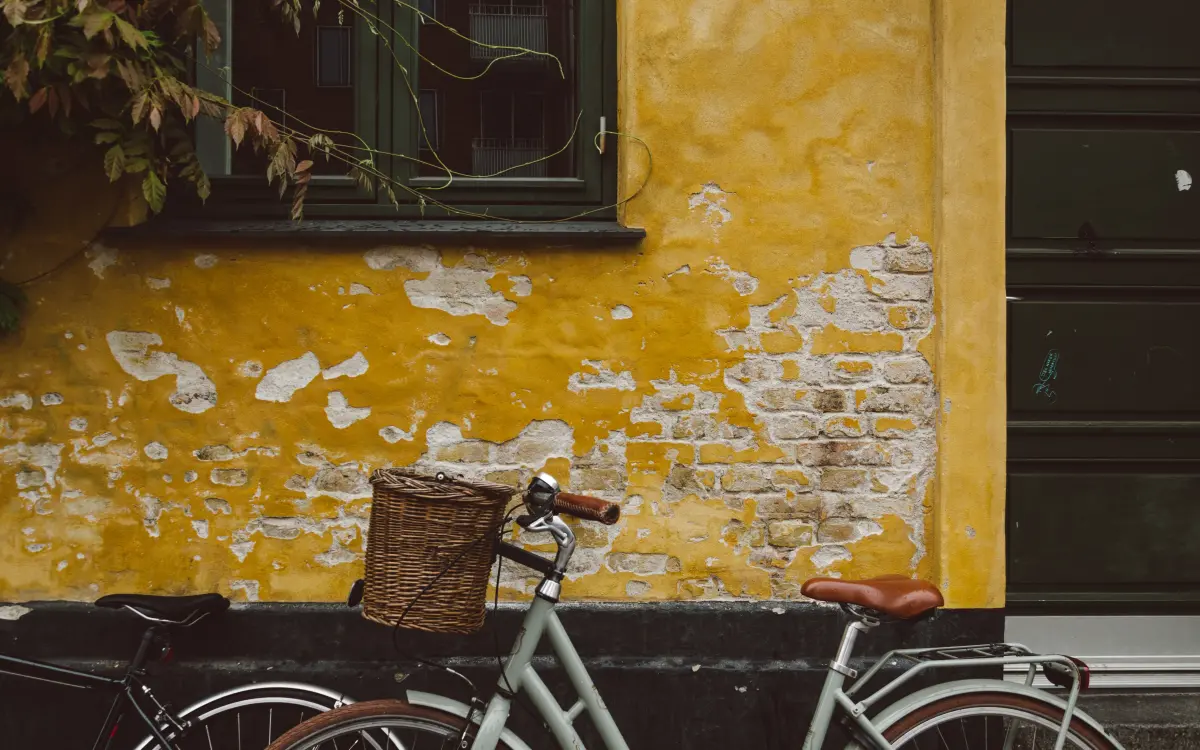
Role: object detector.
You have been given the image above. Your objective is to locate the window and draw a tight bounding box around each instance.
[190,0,617,222]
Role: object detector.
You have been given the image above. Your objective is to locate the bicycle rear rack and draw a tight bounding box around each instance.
[843,642,1086,750]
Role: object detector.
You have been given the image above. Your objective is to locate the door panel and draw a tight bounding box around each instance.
[1007,3,1200,613]
[1010,0,1200,69]
[1010,128,1200,242]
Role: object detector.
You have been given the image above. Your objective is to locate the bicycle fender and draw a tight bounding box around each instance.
[405,689,535,750]
[130,682,355,750]
[844,679,1125,750]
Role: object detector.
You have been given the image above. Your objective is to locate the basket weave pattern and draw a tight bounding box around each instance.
[363,468,514,634]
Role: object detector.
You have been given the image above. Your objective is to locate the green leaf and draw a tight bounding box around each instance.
[104,144,125,182]
[94,131,120,144]
[91,118,123,131]
[142,171,166,213]
[112,16,148,50]
[72,7,115,40]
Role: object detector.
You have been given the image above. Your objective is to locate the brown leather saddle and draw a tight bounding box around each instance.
[801,575,944,619]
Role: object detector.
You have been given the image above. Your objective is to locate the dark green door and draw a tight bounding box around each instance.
[1007,0,1200,612]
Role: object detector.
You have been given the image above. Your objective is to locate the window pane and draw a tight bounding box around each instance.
[224,2,357,176]
[416,0,579,179]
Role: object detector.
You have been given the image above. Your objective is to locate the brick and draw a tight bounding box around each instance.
[485,469,522,488]
[873,416,918,438]
[628,421,664,438]
[812,389,847,413]
[721,465,773,492]
[760,330,805,355]
[436,442,490,463]
[699,443,790,464]
[859,386,929,413]
[820,468,868,491]
[755,387,807,411]
[773,468,813,489]
[832,358,874,382]
[755,492,821,519]
[768,520,814,547]
[823,416,865,438]
[817,518,860,543]
[606,553,669,575]
[573,523,611,548]
[770,414,820,440]
[793,441,892,467]
[888,305,931,330]
[574,467,625,491]
[668,465,715,492]
[868,273,933,302]
[749,520,767,547]
[885,245,933,273]
[810,325,904,355]
[726,359,784,384]
[672,414,718,440]
[882,357,932,384]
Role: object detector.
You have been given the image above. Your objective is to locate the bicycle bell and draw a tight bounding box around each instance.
[524,472,560,515]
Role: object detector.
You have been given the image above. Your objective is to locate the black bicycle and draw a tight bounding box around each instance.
[0,592,355,749]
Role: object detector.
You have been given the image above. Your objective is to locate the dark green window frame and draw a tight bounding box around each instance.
[180,0,619,223]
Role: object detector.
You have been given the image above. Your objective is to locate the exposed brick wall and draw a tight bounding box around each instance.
[407,235,936,600]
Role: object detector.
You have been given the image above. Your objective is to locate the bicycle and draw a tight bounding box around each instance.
[0,591,355,749]
[265,472,1124,750]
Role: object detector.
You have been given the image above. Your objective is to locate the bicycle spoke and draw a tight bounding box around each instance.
[206,724,213,750]
[936,724,950,749]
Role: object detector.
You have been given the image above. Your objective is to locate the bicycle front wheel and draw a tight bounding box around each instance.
[879,691,1120,749]
[266,700,519,750]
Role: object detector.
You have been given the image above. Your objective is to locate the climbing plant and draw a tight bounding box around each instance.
[0,0,301,217]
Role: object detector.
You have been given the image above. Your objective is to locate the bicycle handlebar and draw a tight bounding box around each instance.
[553,492,621,525]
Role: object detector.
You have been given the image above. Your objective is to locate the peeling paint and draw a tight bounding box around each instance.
[688,183,734,237]
[106,332,217,413]
[86,243,119,279]
[194,253,218,269]
[143,442,168,460]
[0,605,31,620]
[325,392,371,429]
[146,277,171,290]
[610,305,633,320]
[256,353,320,402]
[0,392,32,410]
[322,352,369,380]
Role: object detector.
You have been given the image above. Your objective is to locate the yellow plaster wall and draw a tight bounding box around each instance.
[0,0,1005,606]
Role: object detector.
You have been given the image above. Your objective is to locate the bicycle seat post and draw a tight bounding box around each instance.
[127,622,169,678]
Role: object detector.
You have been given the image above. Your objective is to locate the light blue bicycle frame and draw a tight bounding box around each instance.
[464,537,1104,750]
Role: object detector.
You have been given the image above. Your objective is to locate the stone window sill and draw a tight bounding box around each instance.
[102,219,646,245]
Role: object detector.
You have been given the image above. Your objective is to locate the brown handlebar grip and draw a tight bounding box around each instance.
[554,492,621,525]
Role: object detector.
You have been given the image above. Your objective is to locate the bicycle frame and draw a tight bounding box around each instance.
[0,624,182,750]
[461,594,1094,750]
[465,534,1097,750]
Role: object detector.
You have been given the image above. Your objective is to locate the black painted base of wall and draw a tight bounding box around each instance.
[0,601,1002,749]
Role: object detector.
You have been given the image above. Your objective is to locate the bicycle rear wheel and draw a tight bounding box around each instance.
[132,683,352,750]
[879,692,1120,749]
[265,700,518,750]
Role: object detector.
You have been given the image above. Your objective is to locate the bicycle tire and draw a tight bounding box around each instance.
[131,683,352,750]
[265,699,519,750]
[877,691,1120,749]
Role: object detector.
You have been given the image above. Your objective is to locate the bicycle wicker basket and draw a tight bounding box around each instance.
[363,468,515,634]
